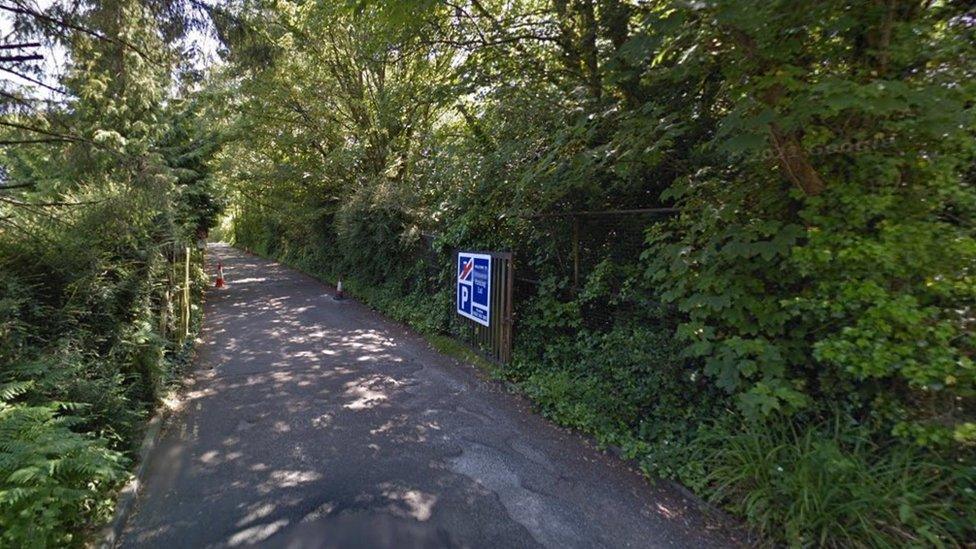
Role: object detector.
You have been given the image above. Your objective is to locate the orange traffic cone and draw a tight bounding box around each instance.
[215,261,225,288]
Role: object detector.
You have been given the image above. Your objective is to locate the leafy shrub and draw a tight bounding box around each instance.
[639,1,976,447]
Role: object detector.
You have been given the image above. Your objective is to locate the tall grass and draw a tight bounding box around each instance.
[696,416,974,547]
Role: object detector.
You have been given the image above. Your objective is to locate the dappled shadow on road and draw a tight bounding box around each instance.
[121,245,742,548]
[124,247,505,548]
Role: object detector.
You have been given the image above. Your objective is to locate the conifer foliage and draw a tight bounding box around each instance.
[0,0,222,544]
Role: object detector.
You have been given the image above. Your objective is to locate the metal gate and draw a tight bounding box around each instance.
[455,250,514,364]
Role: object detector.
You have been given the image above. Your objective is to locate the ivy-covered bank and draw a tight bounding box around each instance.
[218,1,975,545]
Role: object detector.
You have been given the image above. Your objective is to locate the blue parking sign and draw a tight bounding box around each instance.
[457,252,491,327]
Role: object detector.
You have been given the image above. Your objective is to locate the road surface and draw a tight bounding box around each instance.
[119,243,739,548]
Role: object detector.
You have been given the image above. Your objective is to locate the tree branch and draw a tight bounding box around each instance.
[0,66,68,95]
[0,195,101,207]
[0,138,71,145]
[728,29,827,196]
[0,3,160,65]
[0,42,41,49]
[0,182,35,190]
[0,54,42,62]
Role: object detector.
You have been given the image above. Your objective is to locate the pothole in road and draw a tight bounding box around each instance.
[448,443,583,548]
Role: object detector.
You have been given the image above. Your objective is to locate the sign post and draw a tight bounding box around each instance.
[456,251,491,327]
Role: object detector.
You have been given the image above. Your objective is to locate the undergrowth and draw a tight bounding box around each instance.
[0,223,208,546]
[246,240,976,547]
[694,417,975,547]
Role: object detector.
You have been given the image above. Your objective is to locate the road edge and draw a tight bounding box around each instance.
[95,253,213,548]
[95,405,170,549]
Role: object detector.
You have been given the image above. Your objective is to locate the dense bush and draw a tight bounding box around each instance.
[0,0,223,543]
[214,0,975,545]
[0,197,211,544]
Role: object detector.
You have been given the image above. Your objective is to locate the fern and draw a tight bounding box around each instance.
[0,402,127,547]
[0,381,33,401]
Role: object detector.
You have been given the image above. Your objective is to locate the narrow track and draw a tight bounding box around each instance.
[120,243,738,548]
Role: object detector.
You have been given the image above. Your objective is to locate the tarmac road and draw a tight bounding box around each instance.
[119,243,740,548]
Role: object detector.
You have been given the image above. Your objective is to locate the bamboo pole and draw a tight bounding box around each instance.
[572,215,580,290]
[181,246,190,343]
